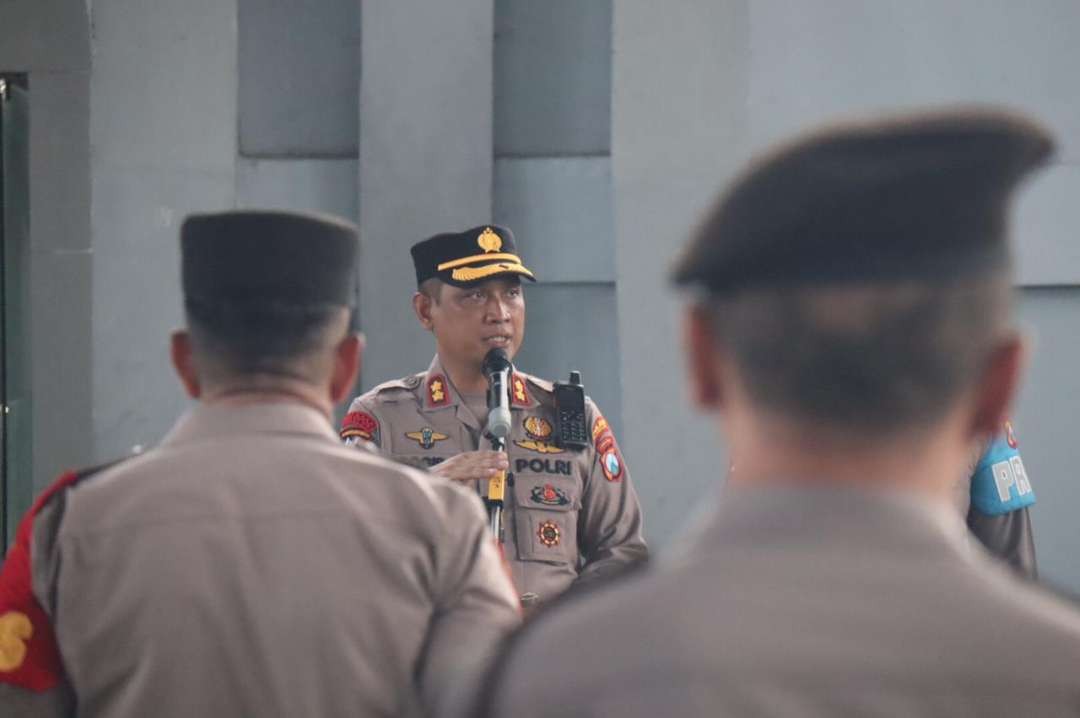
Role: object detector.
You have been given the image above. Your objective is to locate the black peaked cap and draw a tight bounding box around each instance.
[672,108,1055,294]
[411,224,536,288]
[182,210,359,306]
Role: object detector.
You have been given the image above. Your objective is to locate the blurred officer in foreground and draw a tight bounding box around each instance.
[0,211,520,717]
[341,226,647,610]
[478,110,1080,716]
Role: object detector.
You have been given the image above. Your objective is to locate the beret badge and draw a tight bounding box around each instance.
[477,227,502,253]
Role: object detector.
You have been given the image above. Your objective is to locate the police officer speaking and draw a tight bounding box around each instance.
[0,211,520,717]
[341,225,648,608]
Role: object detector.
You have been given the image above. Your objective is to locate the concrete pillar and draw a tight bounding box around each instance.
[358,0,494,388]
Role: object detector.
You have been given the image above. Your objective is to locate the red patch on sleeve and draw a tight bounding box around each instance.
[0,471,81,691]
[340,410,380,444]
[591,415,625,482]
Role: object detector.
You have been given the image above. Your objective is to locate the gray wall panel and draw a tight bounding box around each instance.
[1014,165,1080,286]
[1014,288,1080,593]
[90,0,238,461]
[29,250,92,490]
[358,0,494,390]
[494,0,612,156]
[613,0,749,548]
[239,0,359,157]
[742,0,1080,285]
[494,157,614,282]
[515,283,623,440]
[615,0,1080,559]
[0,0,91,71]
[237,158,358,220]
[745,0,1080,162]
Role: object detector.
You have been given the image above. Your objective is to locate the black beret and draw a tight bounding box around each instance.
[411,224,537,288]
[672,108,1055,294]
[181,210,359,306]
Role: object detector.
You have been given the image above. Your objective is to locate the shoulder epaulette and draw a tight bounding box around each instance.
[523,373,554,395]
[370,374,423,397]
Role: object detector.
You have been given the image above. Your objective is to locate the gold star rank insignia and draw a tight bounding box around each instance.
[427,374,450,407]
[513,376,527,404]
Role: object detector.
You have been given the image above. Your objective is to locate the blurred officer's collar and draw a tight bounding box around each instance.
[671,107,1054,295]
[181,209,359,306]
[411,224,537,289]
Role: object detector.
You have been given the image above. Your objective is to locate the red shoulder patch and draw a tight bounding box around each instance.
[592,415,625,482]
[0,470,84,691]
[340,410,380,444]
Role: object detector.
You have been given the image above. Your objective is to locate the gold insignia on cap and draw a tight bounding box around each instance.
[478,227,502,253]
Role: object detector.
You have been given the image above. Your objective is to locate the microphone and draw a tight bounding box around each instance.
[482,348,513,440]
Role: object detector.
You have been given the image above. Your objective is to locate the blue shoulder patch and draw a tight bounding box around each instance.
[969,428,1036,516]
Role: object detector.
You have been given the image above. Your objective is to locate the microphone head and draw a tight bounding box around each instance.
[487,406,513,439]
[481,348,511,378]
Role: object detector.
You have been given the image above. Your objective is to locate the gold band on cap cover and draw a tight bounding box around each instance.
[447,262,531,280]
[451,263,535,282]
[437,253,523,271]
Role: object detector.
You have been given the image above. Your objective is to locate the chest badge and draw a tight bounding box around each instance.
[515,439,564,454]
[537,520,561,548]
[405,427,450,450]
[524,416,553,440]
[531,483,570,507]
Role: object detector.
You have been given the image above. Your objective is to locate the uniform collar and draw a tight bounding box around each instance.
[422,354,539,412]
[161,400,339,447]
[675,483,973,562]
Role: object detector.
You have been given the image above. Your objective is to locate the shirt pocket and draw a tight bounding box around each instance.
[512,476,579,564]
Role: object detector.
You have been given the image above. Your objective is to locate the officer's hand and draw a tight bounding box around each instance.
[431,451,509,483]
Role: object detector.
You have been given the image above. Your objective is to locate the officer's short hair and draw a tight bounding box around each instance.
[185,299,351,382]
[418,278,444,303]
[703,276,1011,432]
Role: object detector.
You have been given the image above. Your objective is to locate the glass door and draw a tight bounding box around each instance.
[1,75,31,555]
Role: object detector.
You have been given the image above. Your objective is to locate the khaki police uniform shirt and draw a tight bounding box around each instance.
[0,401,520,718]
[484,485,1080,717]
[342,356,648,606]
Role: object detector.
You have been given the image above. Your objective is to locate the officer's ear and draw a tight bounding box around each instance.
[330,333,364,405]
[170,329,202,399]
[413,290,435,331]
[968,330,1027,439]
[683,304,725,410]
